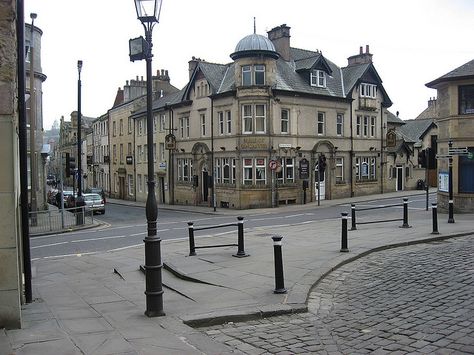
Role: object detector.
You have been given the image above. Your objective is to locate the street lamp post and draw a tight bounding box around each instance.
[76,60,85,224]
[448,140,455,223]
[131,0,165,317]
[29,12,37,225]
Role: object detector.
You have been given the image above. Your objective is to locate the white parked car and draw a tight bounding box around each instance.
[83,193,105,214]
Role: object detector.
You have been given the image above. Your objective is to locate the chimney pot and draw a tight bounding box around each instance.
[366,45,370,53]
[360,46,363,54]
[396,111,399,117]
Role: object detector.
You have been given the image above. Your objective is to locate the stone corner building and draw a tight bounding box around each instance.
[0,0,22,328]
[426,58,474,213]
[158,24,393,209]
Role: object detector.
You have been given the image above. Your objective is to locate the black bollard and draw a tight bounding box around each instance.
[272,235,287,294]
[188,222,196,256]
[340,212,349,252]
[233,216,249,257]
[400,198,411,228]
[431,202,440,235]
[351,204,357,230]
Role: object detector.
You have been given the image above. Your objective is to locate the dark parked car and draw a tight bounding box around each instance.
[85,187,106,203]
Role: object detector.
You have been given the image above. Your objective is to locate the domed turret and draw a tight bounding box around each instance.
[230,33,279,60]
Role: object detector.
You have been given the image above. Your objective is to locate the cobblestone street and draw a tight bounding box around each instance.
[201,236,474,354]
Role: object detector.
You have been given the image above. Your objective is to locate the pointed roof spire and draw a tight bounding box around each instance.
[253,17,256,34]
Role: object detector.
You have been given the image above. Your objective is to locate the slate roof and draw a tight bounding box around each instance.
[396,118,436,143]
[387,111,405,125]
[426,58,474,87]
[178,39,392,106]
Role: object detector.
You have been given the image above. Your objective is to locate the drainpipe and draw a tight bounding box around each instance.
[350,99,354,197]
[17,0,32,303]
[380,102,384,194]
[210,97,216,211]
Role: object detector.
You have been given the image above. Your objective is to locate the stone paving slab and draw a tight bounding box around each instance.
[3,191,473,354]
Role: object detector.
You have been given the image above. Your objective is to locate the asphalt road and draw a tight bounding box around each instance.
[30,192,437,260]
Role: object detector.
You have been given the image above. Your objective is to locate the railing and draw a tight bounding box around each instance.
[28,205,95,236]
[187,217,248,257]
[350,198,411,230]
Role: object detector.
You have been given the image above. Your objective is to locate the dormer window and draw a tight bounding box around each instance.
[242,64,266,86]
[311,70,326,87]
[360,83,377,98]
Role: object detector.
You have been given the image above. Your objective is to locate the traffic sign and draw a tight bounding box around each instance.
[448,147,468,156]
[436,154,452,160]
[269,160,278,170]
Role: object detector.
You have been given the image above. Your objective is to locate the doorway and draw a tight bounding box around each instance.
[396,166,404,191]
[314,164,326,200]
[202,170,209,202]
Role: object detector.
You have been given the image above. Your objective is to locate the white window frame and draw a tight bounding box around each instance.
[311,70,326,87]
[226,111,232,134]
[218,111,224,135]
[200,113,206,137]
[137,174,142,193]
[254,64,265,85]
[242,104,253,134]
[336,113,344,136]
[317,112,325,135]
[360,83,377,98]
[177,158,193,182]
[242,65,252,86]
[356,115,361,136]
[127,174,134,196]
[281,109,289,134]
[335,157,344,183]
[363,116,369,137]
[276,157,294,183]
[370,116,376,137]
[160,114,166,132]
[255,104,266,133]
[356,156,377,181]
[243,158,253,185]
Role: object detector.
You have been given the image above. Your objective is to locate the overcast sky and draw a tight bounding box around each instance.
[25,0,474,130]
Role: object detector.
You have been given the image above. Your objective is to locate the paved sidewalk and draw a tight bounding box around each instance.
[2,190,473,354]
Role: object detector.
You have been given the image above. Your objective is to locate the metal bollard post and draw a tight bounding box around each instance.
[272,235,287,294]
[188,222,196,256]
[350,204,357,230]
[233,216,249,257]
[400,198,411,228]
[340,212,349,252]
[431,202,440,235]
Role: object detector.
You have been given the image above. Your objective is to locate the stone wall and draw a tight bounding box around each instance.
[0,0,22,329]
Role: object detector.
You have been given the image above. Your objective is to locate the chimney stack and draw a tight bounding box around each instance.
[188,56,200,79]
[267,24,291,61]
[347,44,373,67]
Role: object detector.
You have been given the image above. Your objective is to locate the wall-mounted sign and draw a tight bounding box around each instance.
[438,172,449,192]
[386,129,396,147]
[299,158,309,179]
[240,137,267,150]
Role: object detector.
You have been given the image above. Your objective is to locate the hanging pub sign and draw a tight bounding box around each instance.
[386,129,396,147]
[299,158,309,179]
[165,134,176,150]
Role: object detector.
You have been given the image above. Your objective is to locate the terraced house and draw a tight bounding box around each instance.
[154,24,393,209]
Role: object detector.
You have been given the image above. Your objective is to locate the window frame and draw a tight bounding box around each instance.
[459,85,474,115]
[336,113,344,136]
[311,70,326,87]
[317,111,325,135]
[360,83,377,98]
[281,109,290,134]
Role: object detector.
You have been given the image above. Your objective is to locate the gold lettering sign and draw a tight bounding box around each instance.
[240,137,268,150]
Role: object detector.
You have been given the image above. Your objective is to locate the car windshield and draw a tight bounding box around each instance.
[84,194,102,202]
